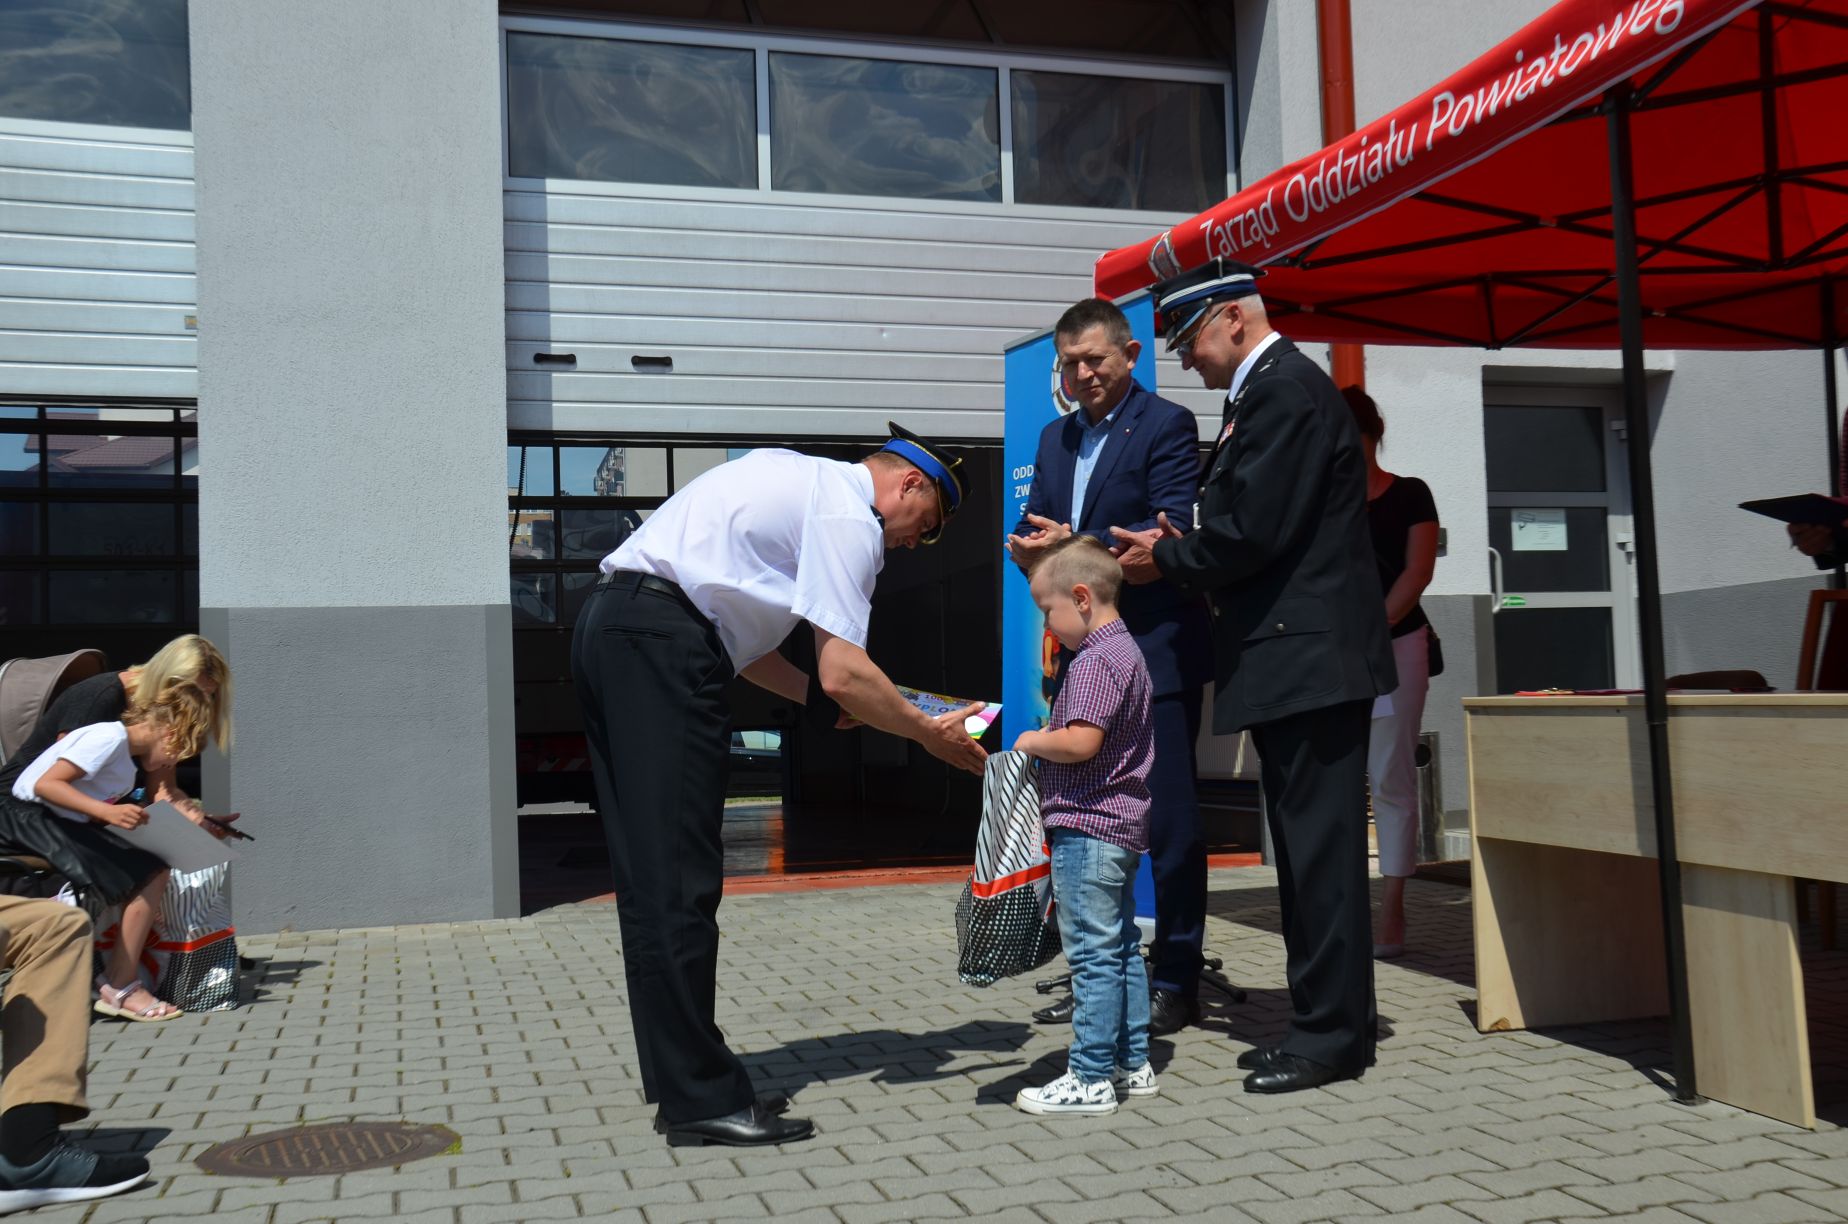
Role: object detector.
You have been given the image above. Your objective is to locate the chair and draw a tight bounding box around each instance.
[1793,589,1848,949]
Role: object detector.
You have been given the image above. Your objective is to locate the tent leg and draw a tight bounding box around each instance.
[1824,277,1844,592]
[1606,86,1700,1105]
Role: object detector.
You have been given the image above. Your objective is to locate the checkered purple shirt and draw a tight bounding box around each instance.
[1039,618,1155,853]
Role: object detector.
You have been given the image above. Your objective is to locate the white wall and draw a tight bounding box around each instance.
[191,0,518,931]
[501,17,1237,443]
[0,120,195,399]
[193,1,508,610]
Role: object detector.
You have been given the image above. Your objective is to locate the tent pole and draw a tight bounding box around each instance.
[1825,277,1845,591]
[1606,85,1699,1104]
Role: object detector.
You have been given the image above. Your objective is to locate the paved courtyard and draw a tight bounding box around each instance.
[66,867,1848,1223]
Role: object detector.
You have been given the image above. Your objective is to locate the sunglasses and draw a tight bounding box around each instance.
[1172,301,1231,359]
[920,480,951,546]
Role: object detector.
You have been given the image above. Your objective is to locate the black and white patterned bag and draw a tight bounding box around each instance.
[150,863,239,1012]
[955,751,1058,987]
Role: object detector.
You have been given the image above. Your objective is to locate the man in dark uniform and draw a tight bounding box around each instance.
[1113,259,1395,1093]
[574,426,987,1147]
[1008,297,1214,1035]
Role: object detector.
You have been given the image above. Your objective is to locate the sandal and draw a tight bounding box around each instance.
[94,979,182,1023]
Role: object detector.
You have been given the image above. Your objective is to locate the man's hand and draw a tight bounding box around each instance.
[1006,514,1073,569]
[98,804,148,831]
[1790,521,1846,557]
[1108,512,1183,585]
[925,703,988,775]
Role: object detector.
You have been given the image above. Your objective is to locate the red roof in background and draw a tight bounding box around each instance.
[1095,0,1848,350]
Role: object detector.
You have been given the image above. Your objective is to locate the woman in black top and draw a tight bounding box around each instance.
[0,635,233,816]
[1342,388,1439,959]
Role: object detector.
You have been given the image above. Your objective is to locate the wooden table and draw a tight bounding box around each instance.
[1464,693,1848,1128]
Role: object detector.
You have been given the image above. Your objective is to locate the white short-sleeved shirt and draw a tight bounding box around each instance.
[604,449,885,667]
[11,722,137,824]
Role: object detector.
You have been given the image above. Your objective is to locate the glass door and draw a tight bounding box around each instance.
[1483,387,1638,693]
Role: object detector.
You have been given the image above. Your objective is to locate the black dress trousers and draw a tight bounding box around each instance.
[1249,697,1376,1073]
[570,578,756,1124]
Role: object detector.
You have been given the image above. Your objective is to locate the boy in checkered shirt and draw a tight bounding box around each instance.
[1011,535,1158,1115]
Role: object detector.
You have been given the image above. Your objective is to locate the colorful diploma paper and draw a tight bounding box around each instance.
[843,687,1000,736]
[896,686,1001,737]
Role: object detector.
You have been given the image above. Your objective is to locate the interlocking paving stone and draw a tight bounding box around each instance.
[68,867,1846,1223]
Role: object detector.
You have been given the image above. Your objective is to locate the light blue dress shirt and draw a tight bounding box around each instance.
[1069,391,1129,528]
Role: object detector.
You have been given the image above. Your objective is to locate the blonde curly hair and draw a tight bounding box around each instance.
[125,683,215,763]
[125,635,233,751]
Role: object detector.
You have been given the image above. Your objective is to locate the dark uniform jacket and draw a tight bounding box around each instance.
[1015,380,1212,698]
[1152,337,1396,733]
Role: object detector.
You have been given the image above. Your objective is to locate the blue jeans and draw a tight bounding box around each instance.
[1049,828,1150,1083]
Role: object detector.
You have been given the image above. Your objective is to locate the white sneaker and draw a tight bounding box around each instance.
[1014,1070,1118,1116]
[1111,1062,1160,1098]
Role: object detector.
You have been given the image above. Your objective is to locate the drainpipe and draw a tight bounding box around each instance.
[1317,0,1365,391]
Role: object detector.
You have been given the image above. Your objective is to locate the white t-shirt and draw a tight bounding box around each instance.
[605,449,885,667]
[11,721,137,824]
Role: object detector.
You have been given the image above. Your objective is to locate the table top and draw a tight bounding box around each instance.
[1463,692,1848,709]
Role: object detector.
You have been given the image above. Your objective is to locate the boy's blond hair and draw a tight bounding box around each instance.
[127,634,233,750]
[125,682,215,763]
[1032,534,1124,606]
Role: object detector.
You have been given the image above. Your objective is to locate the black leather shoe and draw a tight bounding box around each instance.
[654,1092,790,1134]
[1236,1045,1281,1071]
[660,1101,813,1147]
[1243,1052,1350,1095]
[1032,995,1075,1024]
[1148,990,1199,1037]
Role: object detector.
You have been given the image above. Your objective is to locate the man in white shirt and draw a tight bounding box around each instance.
[572,424,987,1148]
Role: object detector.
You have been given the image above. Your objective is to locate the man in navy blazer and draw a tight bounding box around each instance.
[1008,297,1214,1035]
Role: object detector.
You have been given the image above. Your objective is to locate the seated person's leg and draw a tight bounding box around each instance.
[97,870,179,1021]
[0,896,150,1210]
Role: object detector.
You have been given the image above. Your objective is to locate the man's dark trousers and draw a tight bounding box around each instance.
[1249,697,1376,1073]
[571,578,756,1125]
[1147,686,1206,998]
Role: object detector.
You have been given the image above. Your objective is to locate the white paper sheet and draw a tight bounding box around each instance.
[1511,508,1568,551]
[110,801,238,872]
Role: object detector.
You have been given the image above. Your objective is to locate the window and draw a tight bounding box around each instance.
[505,31,756,188]
[1011,71,1225,212]
[503,22,1232,214]
[770,52,999,202]
[509,440,730,628]
[0,0,191,130]
[0,403,197,631]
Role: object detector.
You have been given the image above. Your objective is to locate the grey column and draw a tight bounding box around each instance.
[190,1,517,931]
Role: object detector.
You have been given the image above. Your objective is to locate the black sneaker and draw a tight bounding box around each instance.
[0,1139,149,1215]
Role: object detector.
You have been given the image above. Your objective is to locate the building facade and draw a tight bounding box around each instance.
[0,0,1837,930]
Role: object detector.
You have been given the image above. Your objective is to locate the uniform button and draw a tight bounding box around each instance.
[1275,622,1286,632]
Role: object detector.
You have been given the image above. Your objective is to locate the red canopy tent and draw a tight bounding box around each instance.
[1094,0,1848,1103]
[1097,0,1848,350]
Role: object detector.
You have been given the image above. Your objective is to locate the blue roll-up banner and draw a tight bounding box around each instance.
[1001,293,1160,938]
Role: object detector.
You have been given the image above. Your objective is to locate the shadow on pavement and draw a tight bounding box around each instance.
[240,956,323,1005]
[741,1020,1035,1099]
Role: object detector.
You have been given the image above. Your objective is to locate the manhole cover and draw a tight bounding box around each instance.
[194,1121,458,1178]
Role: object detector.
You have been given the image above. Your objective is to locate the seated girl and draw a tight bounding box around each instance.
[2,687,216,1022]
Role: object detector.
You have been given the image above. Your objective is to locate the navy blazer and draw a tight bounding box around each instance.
[1015,379,1213,697]
[1152,338,1396,733]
